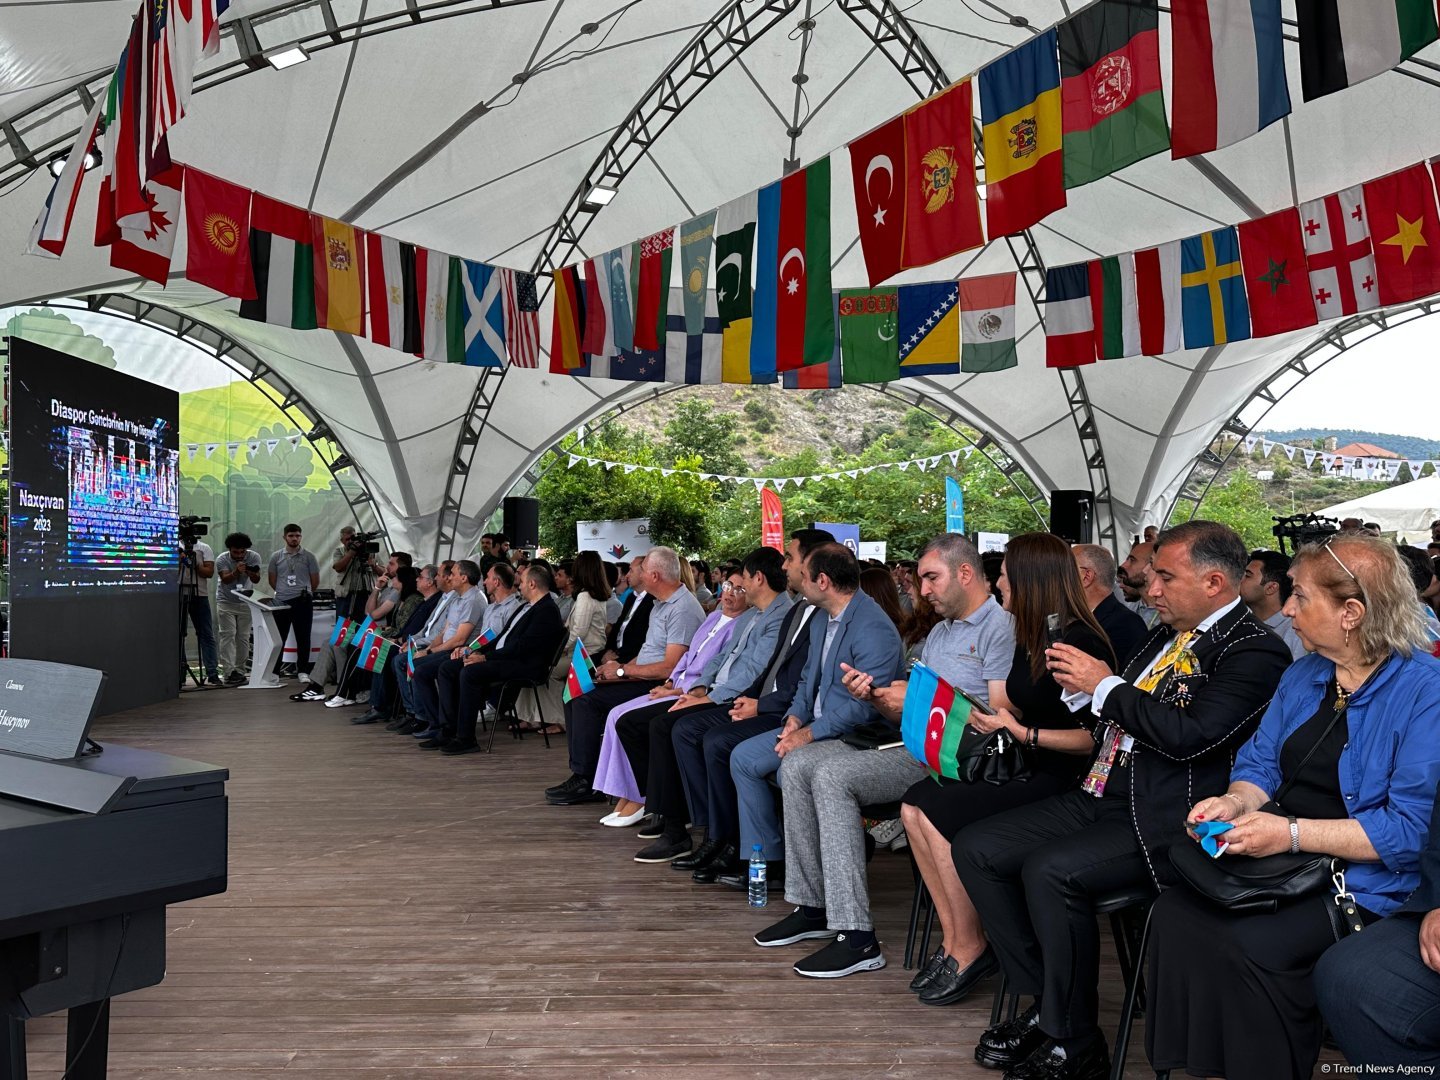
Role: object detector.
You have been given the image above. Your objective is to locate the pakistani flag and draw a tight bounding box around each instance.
[714,191,768,383]
[837,288,899,384]
[679,211,716,335]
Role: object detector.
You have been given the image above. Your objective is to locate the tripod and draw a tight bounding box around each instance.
[177,549,216,693]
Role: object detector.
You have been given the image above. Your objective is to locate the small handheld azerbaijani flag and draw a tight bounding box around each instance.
[359,635,394,673]
[328,617,353,647]
[562,639,598,704]
[468,627,498,652]
[405,642,416,679]
[899,662,976,779]
[347,616,375,647]
[352,629,376,658]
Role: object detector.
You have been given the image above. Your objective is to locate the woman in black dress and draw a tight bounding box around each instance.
[902,532,1117,1005]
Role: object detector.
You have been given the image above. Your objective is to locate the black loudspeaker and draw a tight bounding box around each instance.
[502,496,540,550]
[1049,490,1095,544]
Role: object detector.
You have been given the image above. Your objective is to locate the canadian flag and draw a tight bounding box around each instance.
[1299,185,1378,320]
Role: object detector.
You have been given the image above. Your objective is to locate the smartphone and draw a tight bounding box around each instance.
[956,687,995,716]
[1045,613,1064,646]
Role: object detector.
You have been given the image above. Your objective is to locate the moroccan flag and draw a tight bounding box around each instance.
[365,234,422,352]
[240,194,317,329]
[1170,0,1289,159]
[899,661,976,779]
[468,627,497,652]
[1300,186,1377,320]
[902,80,984,268]
[1364,163,1440,306]
[458,259,507,368]
[1134,240,1182,354]
[631,228,674,351]
[1181,226,1250,348]
[328,617,353,647]
[312,216,366,335]
[1298,0,1437,101]
[549,265,586,372]
[1044,263,1095,367]
[109,163,183,284]
[1059,0,1169,188]
[754,158,833,373]
[897,282,960,377]
[959,273,1018,372]
[714,192,766,383]
[848,116,905,286]
[1237,207,1317,337]
[1088,253,1140,359]
[837,288,900,384]
[761,487,784,550]
[679,212,716,335]
[358,635,394,673]
[562,639,597,703]
[980,28,1065,238]
[183,170,254,298]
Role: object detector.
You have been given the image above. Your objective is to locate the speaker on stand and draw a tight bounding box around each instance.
[502,497,540,550]
[1049,490,1095,544]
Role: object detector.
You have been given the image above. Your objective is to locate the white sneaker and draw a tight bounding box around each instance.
[324,696,357,708]
[602,806,647,828]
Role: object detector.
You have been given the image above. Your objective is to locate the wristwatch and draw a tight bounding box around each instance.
[616,666,627,679]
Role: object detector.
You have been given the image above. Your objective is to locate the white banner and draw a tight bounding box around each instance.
[576,518,652,562]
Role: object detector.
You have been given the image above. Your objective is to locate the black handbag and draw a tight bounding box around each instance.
[840,721,906,751]
[951,726,1031,786]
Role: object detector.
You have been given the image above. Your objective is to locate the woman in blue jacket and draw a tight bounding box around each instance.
[1145,534,1440,1080]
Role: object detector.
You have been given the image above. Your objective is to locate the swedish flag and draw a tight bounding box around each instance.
[1180,227,1251,349]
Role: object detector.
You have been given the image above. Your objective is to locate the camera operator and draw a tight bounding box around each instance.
[179,518,220,686]
[332,526,381,619]
[215,531,262,684]
[269,524,321,682]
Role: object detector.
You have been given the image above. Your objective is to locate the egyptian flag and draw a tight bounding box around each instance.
[902,80,984,268]
[312,216,366,336]
[1364,163,1440,306]
[365,234,422,352]
[240,194,317,330]
[1170,0,1290,158]
[631,229,674,351]
[753,157,834,373]
[549,265,587,373]
[1298,0,1437,101]
[848,116,905,286]
[1237,208,1316,337]
[183,169,255,299]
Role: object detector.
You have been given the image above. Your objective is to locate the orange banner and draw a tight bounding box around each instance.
[761,487,784,550]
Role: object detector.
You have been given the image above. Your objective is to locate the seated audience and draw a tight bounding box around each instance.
[604,556,653,661]
[981,551,1005,603]
[1117,537,1159,629]
[901,588,941,662]
[691,559,714,607]
[554,560,575,622]
[859,566,906,631]
[478,562,524,640]
[343,565,421,722]
[1148,534,1440,1080]
[409,561,483,738]
[517,550,611,733]
[353,563,441,727]
[603,561,624,625]
[1398,546,1440,641]
[1241,548,1307,659]
[1071,544,1147,667]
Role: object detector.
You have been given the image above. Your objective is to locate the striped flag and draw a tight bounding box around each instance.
[1133,240,1183,354]
[358,635,394,673]
[148,0,231,155]
[549,265,586,373]
[1298,0,1437,101]
[899,661,977,779]
[311,216,366,336]
[581,255,613,356]
[562,639,598,703]
[468,627,498,652]
[405,642,416,679]
[502,269,541,367]
[754,158,833,373]
[1044,263,1095,367]
[1170,0,1290,158]
[27,98,103,257]
[783,293,843,388]
[365,234,423,353]
[328,617,353,647]
[422,252,464,364]
[347,616,374,647]
[631,228,675,351]
[1088,253,1140,359]
[959,273,1018,373]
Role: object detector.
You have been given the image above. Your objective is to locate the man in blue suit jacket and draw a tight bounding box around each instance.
[729,544,905,888]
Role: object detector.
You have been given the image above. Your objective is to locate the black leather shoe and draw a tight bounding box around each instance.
[548,782,606,806]
[351,709,385,725]
[976,1001,1044,1071]
[395,717,423,735]
[691,842,739,884]
[440,738,481,755]
[417,736,445,750]
[908,947,947,993]
[671,837,720,871]
[545,774,585,798]
[717,859,785,891]
[1002,1037,1109,1080]
[918,945,997,1006]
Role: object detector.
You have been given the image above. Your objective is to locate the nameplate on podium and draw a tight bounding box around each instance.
[0,659,107,760]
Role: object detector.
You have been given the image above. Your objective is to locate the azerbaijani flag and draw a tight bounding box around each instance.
[405,642,416,679]
[900,661,976,779]
[328,617,353,647]
[468,627,498,652]
[752,157,833,373]
[353,629,376,657]
[562,639,597,704]
[358,635,394,673]
[347,616,374,647]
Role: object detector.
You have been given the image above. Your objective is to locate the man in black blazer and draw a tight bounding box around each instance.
[604,556,654,664]
[953,521,1292,1080]
[429,565,566,755]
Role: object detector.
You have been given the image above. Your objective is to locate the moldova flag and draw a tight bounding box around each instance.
[899,662,977,779]
[752,158,834,373]
[468,627,498,652]
[562,639,597,704]
[979,28,1065,238]
[1181,226,1251,348]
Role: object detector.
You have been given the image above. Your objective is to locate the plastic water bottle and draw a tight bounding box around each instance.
[747,844,768,907]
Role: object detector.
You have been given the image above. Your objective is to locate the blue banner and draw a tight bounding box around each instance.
[813,522,861,555]
[946,476,965,534]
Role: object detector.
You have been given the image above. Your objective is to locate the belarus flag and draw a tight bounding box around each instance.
[1044,263,1095,367]
[1170,0,1290,158]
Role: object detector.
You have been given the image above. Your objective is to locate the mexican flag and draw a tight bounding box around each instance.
[562,639,597,704]
[900,661,976,779]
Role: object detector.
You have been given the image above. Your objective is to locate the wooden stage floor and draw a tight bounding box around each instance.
[21,687,1166,1078]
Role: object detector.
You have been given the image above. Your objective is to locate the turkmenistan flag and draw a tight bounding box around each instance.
[1298,0,1437,101]
[837,287,899,384]
[240,193,317,330]
[1059,0,1169,188]
[714,191,770,384]
[899,661,976,779]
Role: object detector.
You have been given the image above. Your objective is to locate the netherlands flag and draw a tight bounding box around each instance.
[1170,0,1290,158]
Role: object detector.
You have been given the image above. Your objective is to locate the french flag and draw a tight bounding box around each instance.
[1170,0,1290,159]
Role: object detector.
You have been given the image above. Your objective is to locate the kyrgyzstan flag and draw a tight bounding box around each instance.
[1237,207,1317,337]
[183,169,255,299]
[902,79,984,268]
[311,215,367,336]
[753,157,834,373]
[899,661,976,779]
[1363,162,1440,306]
[631,229,674,351]
[848,115,905,286]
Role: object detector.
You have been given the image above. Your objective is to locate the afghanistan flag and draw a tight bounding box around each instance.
[836,288,900,384]
[714,191,768,383]
[240,194,316,329]
[358,635,394,673]
[1058,0,1169,188]
[468,627,497,652]
[753,158,833,373]
[311,215,366,336]
[562,639,597,704]
[1298,0,1437,101]
[979,28,1065,238]
[958,273,1018,373]
[899,661,976,779]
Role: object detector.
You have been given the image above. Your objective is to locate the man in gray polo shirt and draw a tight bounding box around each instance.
[754,532,1014,980]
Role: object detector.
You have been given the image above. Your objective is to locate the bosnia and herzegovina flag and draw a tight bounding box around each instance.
[753,158,834,375]
[980,28,1065,238]
[562,639,597,704]
[900,661,976,779]
[896,282,960,377]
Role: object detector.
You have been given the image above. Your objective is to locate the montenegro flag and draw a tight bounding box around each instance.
[980,28,1065,238]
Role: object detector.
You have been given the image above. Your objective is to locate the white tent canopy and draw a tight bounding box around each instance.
[3,0,1438,557]
[1318,476,1440,538]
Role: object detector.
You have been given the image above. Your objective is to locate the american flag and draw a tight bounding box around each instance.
[503,269,541,368]
[148,0,230,155]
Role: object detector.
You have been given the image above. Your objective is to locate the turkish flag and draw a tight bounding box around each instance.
[1364,163,1440,306]
[902,79,984,269]
[183,169,256,299]
[849,117,905,286]
[1237,207,1315,337]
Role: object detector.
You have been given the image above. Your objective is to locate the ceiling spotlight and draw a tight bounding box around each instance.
[266,45,310,70]
[580,183,617,212]
[45,145,102,178]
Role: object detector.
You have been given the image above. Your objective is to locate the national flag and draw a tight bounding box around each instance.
[783,293,842,389]
[581,255,612,357]
[240,193,318,330]
[848,115,905,286]
[1059,0,1169,188]
[902,80,985,268]
[896,282,960,377]
[1364,163,1440,306]
[328,617,353,647]
[1133,240,1182,354]
[1181,226,1251,348]
[502,269,541,367]
[1088,253,1140,359]
[1237,207,1317,336]
[980,28,1065,238]
[149,0,230,156]
[468,627,497,652]
[761,487,784,550]
[358,634,394,673]
[836,288,900,384]
[1170,0,1290,158]
[631,228,674,351]
[422,252,464,363]
[714,191,767,383]
[549,265,586,372]
[679,211,716,335]
[109,163,183,284]
[365,234,422,352]
[106,10,149,225]
[946,476,965,533]
[754,158,834,373]
[405,642,416,679]
[311,216,366,335]
[182,169,254,298]
[1300,186,1378,320]
[663,292,724,386]
[458,259,507,368]
[585,339,665,383]
[959,272,1018,372]
[1044,263,1095,367]
[602,246,635,353]
[27,98,103,257]
[899,661,975,778]
[562,639,598,703]
[1297,0,1437,101]
[347,615,375,647]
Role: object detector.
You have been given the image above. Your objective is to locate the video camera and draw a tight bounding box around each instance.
[179,515,210,550]
[347,530,381,556]
[1271,512,1340,555]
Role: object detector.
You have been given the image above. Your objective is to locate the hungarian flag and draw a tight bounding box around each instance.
[358,635,394,673]
[458,259,507,368]
[365,234,423,352]
[183,169,255,298]
[1088,253,1140,359]
[27,98,103,257]
[1181,226,1250,348]
[631,229,675,351]
[312,216,366,336]
[1364,163,1440,306]
[679,212,716,335]
[328,617,353,647]
[848,116,905,285]
[1300,186,1378,320]
[959,273,1018,373]
[836,288,900,384]
[899,661,976,779]
[1134,240,1183,354]
[1044,263,1095,367]
[902,80,984,268]
[562,639,598,703]
[979,28,1065,238]
[109,163,183,284]
[422,253,464,363]
[240,194,317,330]
[549,265,586,373]
[714,191,766,384]
[1170,0,1290,158]
[753,158,833,374]
[468,627,498,652]
[1298,0,1437,101]
[1059,0,1169,188]
[761,487,784,550]
[502,270,541,368]
[896,283,960,377]
[1237,207,1317,337]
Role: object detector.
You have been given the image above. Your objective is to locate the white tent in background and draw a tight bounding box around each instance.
[1316,476,1440,539]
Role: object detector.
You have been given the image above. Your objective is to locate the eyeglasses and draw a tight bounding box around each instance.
[719,582,746,594]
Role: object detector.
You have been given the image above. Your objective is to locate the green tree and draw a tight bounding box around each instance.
[1178,469,1276,549]
[659,398,745,475]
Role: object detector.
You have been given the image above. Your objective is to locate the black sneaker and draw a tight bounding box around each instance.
[793,934,886,979]
[417,736,445,750]
[633,834,692,863]
[351,709,385,725]
[224,671,246,685]
[635,813,664,839]
[205,674,223,686]
[909,947,948,992]
[546,774,585,798]
[754,907,836,948]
